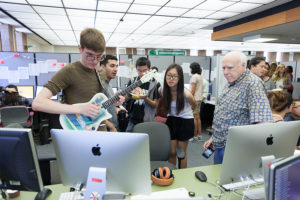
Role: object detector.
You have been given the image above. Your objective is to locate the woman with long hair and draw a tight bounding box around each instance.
[0,85,30,107]
[189,62,203,142]
[159,64,196,168]
[262,62,275,91]
[272,64,291,91]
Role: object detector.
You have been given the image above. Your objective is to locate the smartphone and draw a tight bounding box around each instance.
[202,144,215,159]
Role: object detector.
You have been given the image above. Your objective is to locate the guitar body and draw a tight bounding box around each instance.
[59,69,157,131]
[59,93,112,131]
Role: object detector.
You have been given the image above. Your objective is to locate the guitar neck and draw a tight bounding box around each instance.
[102,79,143,109]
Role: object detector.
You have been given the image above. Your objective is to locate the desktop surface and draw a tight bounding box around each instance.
[16,165,245,200]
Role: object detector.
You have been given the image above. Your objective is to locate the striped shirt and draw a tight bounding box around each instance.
[212,69,273,148]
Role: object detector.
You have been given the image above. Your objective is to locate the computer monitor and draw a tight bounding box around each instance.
[0,128,43,192]
[219,121,300,185]
[36,86,57,100]
[51,129,151,195]
[16,85,34,99]
[268,154,300,200]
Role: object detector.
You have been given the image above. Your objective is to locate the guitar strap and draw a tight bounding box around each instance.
[95,68,105,93]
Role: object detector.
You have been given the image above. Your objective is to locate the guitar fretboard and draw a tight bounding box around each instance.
[102,79,143,109]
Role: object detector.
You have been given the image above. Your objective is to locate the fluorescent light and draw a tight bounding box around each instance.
[243,34,279,43]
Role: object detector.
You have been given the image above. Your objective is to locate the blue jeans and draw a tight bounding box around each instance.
[214,147,225,164]
[125,121,135,132]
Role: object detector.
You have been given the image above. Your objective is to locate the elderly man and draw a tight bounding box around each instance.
[203,51,273,164]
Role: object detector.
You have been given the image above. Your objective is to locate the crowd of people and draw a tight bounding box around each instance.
[1,28,299,168]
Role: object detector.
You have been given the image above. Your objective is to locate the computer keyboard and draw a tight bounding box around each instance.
[59,191,84,200]
[221,177,264,191]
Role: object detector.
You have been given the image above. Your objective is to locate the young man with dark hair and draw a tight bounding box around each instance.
[284,99,300,148]
[33,28,124,131]
[125,57,160,132]
[100,55,127,131]
[248,57,266,77]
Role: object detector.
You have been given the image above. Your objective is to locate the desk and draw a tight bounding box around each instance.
[13,165,244,200]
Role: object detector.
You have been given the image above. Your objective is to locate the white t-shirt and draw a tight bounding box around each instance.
[189,74,203,101]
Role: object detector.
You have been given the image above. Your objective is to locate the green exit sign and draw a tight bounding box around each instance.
[158,50,185,56]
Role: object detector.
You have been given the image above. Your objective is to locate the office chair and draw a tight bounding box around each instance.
[0,106,32,128]
[132,122,185,170]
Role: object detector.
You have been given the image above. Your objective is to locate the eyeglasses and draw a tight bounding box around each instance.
[166,74,179,80]
[137,69,148,74]
[292,106,300,109]
[86,53,104,62]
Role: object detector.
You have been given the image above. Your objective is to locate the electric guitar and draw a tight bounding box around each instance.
[59,69,157,131]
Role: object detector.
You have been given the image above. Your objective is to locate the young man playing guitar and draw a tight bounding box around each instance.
[33,28,124,131]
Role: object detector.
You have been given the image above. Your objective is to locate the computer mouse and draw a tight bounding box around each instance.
[34,188,52,200]
[195,171,207,182]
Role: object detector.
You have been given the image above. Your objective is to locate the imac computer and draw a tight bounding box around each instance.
[16,85,34,99]
[51,129,151,195]
[36,86,57,100]
[268,154,300,200]
[0,128,50,198]
[219,121,300,185]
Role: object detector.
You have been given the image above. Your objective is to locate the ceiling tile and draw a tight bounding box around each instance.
[0,3,35,12]
[147,16,176,23]
[63,0,97,10]
[123,14,151,21]
[128,4,160,14]
[156,7,188,17]
[27,0,63,7]
[2,0,26,3]
[195,0,235,11]
[15,27,32,33]
[108,33,129,42]
[172,18,199,24]
[55,30,76,40]
[208,11,239,19]
[100,0,133,3]
[8,12,40,19]
[0,18,21,26]
[97,11,124,19]
[64,40,78,46]
[222,2,262,12]
[33,6,66,15]
[133,0,169,6]
[66,9,95,18]
[97,1,130,12]
[95,24,117,33]
[183,9,215,18]
[193,19,220,25]
[166,0,205,9]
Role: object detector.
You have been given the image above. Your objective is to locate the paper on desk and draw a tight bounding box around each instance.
[130,188,190,200]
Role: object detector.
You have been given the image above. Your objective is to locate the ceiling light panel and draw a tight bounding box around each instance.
[156,7,189,17]
[172,18,199,24]
[122,14,151,22]
[97,1,130,12]
[183,9,215,18]
[27,0,62,6]
[193,19,220,25]
[8,12,40,19]
[196,0,235,11]
[223,2,262,12]
[166,0,205,8]
[97,11,124,20]
[147,16,176,23]
[33,6,66,15]
[66,9,95,18]
[0,3,35,12]
[63,0,97,9]
[108,33,129,42]
[55,30,76,40]
[128,4,160,15]
[208,11,239,19]
[133,0,169,6]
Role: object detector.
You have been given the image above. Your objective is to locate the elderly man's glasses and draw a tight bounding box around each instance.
[292,106,300,109]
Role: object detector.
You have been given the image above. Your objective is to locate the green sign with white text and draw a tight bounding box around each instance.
[158,50,185,56]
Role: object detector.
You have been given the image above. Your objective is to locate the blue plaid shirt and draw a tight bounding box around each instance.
[212,69,273,148]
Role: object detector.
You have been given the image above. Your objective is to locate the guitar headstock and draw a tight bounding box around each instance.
[140,69,157,84]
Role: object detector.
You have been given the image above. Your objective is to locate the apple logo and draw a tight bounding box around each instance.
[92,144,101,156]
[266,134,274,145]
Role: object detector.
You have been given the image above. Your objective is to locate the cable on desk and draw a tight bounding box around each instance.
[206,180,225,200]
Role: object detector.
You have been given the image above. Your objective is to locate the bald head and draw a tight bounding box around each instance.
[222,51,247,84]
